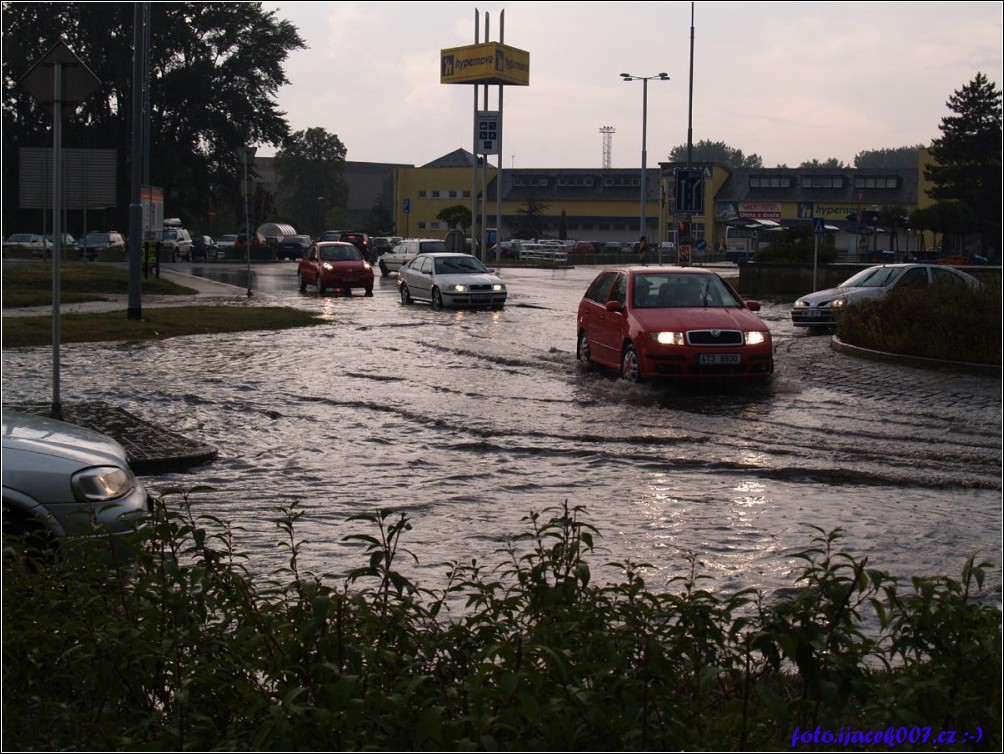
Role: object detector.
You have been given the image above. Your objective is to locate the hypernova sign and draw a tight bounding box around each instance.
[440,43,530,86]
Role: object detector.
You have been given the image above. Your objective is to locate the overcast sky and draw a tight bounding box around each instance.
[260,1,1003,170]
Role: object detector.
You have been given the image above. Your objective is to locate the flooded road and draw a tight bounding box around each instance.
[3,264,1001,599]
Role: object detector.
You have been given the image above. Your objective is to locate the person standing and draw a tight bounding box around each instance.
[637,235,649,266]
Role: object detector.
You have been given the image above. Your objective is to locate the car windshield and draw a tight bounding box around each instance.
[632,273,743,309]
[320,245,362,261]
[434,256,488,274]
[839,266,904,288]
[85,233,109,244]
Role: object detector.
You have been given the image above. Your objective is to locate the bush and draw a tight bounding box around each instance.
[755,224,839,264]
[3,496,1000,751]
[837,282,1002,364]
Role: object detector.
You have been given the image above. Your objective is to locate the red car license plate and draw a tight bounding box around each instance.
[342,277,358,283]
[698,353,741,365]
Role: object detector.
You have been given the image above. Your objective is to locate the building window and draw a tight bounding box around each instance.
[854,176,899,189]
[750,175,792,188]
[449,190,458,198]
[418,222,427,230]
[463,190,471,198]
[431,190,440,198]
[801,176,845,188]
[418,190,427,198]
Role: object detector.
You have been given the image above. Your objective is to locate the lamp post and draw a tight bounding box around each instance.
[238,146,256,297]
[316,196,324,238]
[620,72,669,243]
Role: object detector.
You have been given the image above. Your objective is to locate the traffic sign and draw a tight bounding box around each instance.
[813,218,826,235]
[403,198,411,214]
[675,168,704,214]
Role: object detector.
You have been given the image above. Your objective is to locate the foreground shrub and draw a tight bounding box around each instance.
[3,495,1000,751]
[837,282,1002,364]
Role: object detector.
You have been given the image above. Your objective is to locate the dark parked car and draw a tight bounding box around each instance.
[191,235,217,260]
[370,236,393,256]
[276,234,313,261]
[77,230,126,261]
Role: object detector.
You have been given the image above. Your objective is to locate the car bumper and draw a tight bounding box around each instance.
[442,292,507,308]
[641,347,774,378]
[791,309,837,327]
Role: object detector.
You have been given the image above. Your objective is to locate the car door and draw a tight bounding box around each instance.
[408,255,435,300]
[579,271,623,368]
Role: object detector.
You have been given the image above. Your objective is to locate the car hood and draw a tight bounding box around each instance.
[632,306,767,331]
[2,410,130,468]
[795,286,885,306]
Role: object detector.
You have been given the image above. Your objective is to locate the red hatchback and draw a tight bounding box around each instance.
[576,266,773,382]
[298,241,374,295]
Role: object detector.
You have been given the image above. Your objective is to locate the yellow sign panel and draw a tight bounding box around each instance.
[440,43,530,86]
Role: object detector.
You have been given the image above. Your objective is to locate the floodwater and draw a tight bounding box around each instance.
[3,264,1001,602]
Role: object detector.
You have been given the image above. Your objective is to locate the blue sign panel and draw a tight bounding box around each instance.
[403,198,411,214]
[675,168,704,214]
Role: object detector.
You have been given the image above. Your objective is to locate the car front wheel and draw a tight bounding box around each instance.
[577,331,591,365]
[379,260,390,277]
[400,283,412,304]
[298,273,307,292]
[432,288,444,310]
[621,343,643,383]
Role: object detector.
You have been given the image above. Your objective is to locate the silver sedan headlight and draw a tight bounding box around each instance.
[447,283,469,293]
[71,466,137,503]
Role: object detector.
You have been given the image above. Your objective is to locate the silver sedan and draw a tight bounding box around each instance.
[397,252,507,309]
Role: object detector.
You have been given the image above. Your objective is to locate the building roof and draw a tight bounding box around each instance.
[422,148,494,169]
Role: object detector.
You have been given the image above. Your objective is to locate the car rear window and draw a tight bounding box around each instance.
[419,241,449,253]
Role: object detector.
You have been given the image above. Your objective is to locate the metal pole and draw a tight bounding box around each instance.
[687,2,695,167]
[640,77,648,241]
[128,1,145,320]
[242,149,252,296]
[51,61,63,419]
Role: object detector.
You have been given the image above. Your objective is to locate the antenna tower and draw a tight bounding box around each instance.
[599,126,615,169]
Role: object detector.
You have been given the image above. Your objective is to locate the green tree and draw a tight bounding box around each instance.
[925,73,1003,251]
[668,139,763,169]
[512,198,549,239]
[2,2,305,234]
[273,127,348,234]
[799,158,848,169]
[854,145,924,168]
[436,204,472,231]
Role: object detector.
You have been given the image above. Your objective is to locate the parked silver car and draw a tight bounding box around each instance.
[791,263,982,329]
[2,410,152,556]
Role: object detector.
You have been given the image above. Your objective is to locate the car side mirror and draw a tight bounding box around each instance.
[745,300,761,311]
[606,300,623,313]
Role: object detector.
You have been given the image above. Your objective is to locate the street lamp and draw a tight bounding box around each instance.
[237,146,256,297]
[621,72,669,243]
[316,196,324,238]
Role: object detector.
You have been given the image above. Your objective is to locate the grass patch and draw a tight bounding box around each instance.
[2,306,327,348]
[2,261,196,308]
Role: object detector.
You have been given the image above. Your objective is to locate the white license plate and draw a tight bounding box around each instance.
[698,353,741,365]
[805,309,820,318]
[342,277,358,283]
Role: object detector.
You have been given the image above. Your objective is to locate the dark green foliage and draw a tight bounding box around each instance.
[754,223,839,264]
[837,282,1002,364]
[854,146,925,169]
[668,139,764,169]
[273,127,350,233]
[4,496,999,751]
[925,73,1003,251]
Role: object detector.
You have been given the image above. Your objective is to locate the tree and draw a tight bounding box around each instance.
[925,73,1003,251]
[512,198,549,239]
[667,139,763,169]
[799,158,848,169]
[2,2,305,234]
[273,128,348,233]
[854,146,924,169]
[436,204,472,231]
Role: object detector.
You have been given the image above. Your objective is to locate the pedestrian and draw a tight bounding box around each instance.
[637,235,649,266]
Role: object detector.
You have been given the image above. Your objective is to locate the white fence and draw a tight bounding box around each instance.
[517,242,568,262]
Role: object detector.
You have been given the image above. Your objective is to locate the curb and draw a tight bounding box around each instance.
[830,336,1001,377]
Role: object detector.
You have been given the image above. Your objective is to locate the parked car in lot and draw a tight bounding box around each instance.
[297,241,374,295]
[77,230,126,261]
[216,233,238,254]
[790,263,983,330]
[276,234,312,261]
[161,223,193,261]
[378,238,448,276]
[370,236,394,256]
[190,234,217,260]
[398,252,507,310]
[576,266,773,383]
[2,409,152,558]
[2,233,47,254]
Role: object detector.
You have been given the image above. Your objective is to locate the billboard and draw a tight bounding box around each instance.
[440,43,530,85]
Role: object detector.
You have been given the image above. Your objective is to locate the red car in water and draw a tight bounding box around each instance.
[576,266,773,382]
[297,241,374,295]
